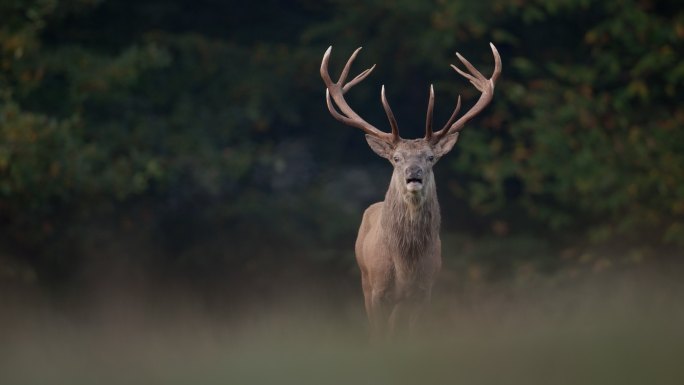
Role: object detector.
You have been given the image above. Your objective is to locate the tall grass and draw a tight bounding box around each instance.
[1,269,683,385]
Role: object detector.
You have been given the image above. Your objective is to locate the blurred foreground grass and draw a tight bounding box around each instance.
[1,269,683,385]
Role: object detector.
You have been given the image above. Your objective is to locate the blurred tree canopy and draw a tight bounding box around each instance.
[1,0,683,288]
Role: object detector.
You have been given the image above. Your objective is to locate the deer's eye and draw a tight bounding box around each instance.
[428,155,435,162]
[393,155,401,162]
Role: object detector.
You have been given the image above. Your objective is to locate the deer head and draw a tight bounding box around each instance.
[320,44,502,202]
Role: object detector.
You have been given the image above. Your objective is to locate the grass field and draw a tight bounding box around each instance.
[2,269,683,385]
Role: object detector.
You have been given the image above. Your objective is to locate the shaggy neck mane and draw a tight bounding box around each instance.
[380,174,441,259]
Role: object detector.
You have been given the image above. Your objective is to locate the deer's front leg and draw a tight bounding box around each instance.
[369,287,393,338]
[359,275,394,338]
[388,283,433,336]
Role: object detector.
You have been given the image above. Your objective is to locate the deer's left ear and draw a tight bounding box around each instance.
[432,132,460,157]
[365,135,395,159]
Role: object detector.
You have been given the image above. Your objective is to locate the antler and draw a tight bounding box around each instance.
[321,46,400,143]
[427,43,502,143]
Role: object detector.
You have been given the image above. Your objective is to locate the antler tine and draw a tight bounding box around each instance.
[431,43,502,143]
[381,85,400,141]
[440,95,461,132]
[343,65,376,92]
[490,42,502,83]
[338,47,362,85]
[320,46,398,142]
[454,53,485,86]
[424,84,435,140]
[320,46,335,87]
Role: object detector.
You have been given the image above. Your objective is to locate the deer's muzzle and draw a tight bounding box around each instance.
[405,166,424,192]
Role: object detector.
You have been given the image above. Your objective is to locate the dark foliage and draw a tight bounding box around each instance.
[1,0,683,290]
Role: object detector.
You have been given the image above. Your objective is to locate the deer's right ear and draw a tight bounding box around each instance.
[365,135,395,159]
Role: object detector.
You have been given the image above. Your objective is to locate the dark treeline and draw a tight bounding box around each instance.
[1,0,683,294]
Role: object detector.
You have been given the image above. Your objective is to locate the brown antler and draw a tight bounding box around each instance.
[427,43,502,143]
[321,46,400,143]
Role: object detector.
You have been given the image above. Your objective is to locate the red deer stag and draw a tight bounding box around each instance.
[321,44,501,337]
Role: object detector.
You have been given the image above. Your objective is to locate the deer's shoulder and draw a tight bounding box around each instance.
[363,201,384,218]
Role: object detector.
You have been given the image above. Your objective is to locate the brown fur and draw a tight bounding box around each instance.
[356,140,444,337]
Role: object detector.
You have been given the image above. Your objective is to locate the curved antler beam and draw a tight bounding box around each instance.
[428,43,502,143]
[321,46,400,143]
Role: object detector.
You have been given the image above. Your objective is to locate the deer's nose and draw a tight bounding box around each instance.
[405,165,423,179]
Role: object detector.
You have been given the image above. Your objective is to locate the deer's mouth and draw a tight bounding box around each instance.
[405,178,423,192]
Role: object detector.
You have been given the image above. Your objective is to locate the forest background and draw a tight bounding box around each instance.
[1,0,683,305]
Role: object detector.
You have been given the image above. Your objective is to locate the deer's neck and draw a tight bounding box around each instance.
[380,174,440,256]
